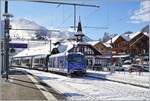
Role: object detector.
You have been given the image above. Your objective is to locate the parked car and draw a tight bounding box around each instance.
[115,66,124,71]
[115,63,124,71]
[122,60,132,71]
[143,56,149,72]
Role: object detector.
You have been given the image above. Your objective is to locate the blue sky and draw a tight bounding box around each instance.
[1,0,149,40]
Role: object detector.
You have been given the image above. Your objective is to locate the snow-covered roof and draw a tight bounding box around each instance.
[106,35,119,44]
[106,32,148,43]
[143,32,149,37]
[13,44,55,58]
[87,41,99,46]
[121,32,141,41]
[103,42,112,48]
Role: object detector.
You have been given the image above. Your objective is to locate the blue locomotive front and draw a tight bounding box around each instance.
[67,53,86,75]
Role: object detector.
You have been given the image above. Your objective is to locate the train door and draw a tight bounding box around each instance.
[59,56,65,73]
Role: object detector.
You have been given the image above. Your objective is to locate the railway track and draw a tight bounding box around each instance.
[85,74,149,89]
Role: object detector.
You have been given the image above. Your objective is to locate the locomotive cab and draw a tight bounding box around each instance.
[67,53,86,75]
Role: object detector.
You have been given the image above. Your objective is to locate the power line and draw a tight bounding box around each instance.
[70,26,109,29]
[7,0,100,7]
[9,25,108,32]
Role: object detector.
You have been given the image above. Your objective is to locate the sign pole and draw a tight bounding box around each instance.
[3,0,13,80]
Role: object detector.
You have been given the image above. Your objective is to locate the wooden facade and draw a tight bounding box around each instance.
[112,36,128,53]
[128,33,149,55]
[93,42,111,54]
[89,32,149,56]
[110,32,149,56]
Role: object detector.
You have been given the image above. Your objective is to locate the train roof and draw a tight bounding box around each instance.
[49,52,84,58]
[13,54,48,59]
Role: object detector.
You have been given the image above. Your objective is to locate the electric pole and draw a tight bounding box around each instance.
[74,5,76,31]
[3,0,13,80]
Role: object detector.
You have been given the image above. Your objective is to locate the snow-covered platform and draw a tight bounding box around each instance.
[14,67,149,100]
[87,70,149,88]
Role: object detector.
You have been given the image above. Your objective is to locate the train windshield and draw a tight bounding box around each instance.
[67,56,83,63]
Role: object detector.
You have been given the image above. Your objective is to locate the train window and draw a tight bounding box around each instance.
[67,57,83,63]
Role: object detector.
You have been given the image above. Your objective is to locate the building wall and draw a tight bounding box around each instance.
[109,33,149,56]
[128,34,149,55]
[94,42,110,54]
[112,36,128,53]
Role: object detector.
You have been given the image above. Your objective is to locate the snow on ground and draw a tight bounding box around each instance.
[87,70,149,88]
[15,68,149,100]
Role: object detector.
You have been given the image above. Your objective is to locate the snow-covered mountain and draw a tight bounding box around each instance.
[10,19,48,40]
[10,18,91,41]
[141,25,149,33]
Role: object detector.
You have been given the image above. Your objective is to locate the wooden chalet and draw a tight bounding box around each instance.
[127,32,149,55]
[111,35,128,53]
[87,41,111,54]
[106,32,149,56]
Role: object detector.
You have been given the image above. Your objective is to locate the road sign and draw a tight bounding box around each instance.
[9,43,27,48]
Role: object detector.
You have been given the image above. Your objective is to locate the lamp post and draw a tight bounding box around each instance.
[3,0,13,80]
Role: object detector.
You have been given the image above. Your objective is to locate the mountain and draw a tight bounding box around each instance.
[123,31,133,35]
[10,18,92,41]
[102,32,118,42]
[10,19,48,40]
[141,25,149,33]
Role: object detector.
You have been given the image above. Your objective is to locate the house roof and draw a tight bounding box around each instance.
[121,32,141,41]
[106,35,120,44]
[87,41,100,46]
[103,42,112,48]
[106,32,148,44]
[143,32,149,37]
[13,43,56,58]
[13,38,63,58]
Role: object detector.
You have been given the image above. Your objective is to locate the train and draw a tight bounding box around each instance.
[11,52,87,76]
